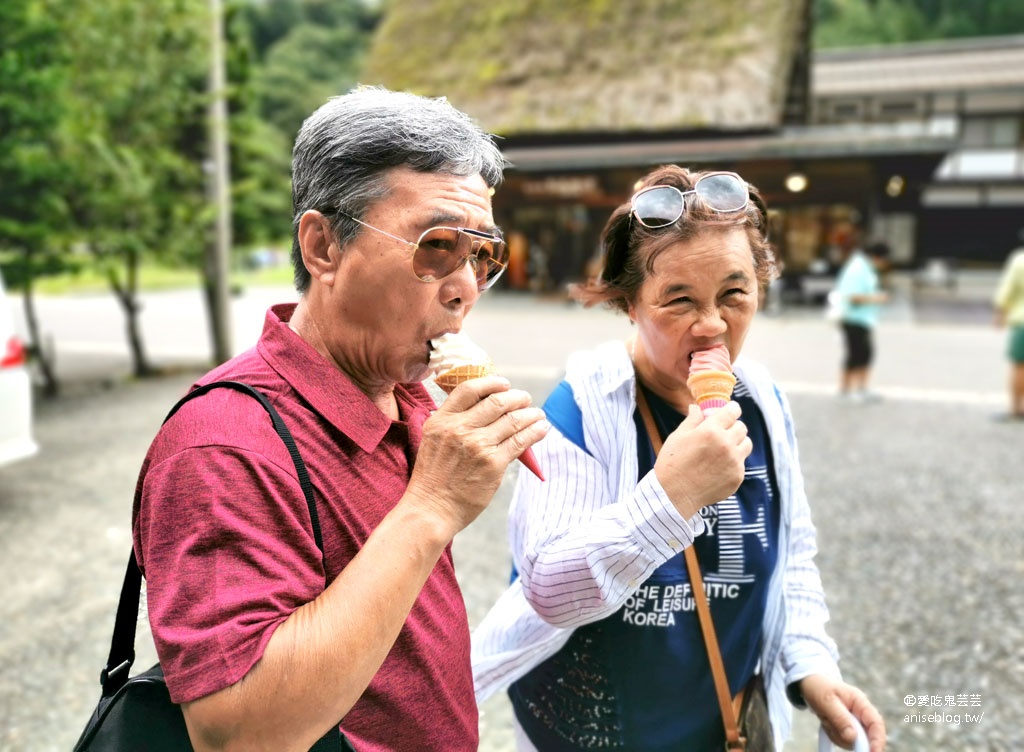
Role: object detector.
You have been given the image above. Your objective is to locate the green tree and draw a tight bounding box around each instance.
[226,0,381,248]
[0,0,71,395]
[225,2,293,250]
[255,23,368,141]
[249,0,380,141]
[55,0,211,377]
[238,0,305,59]
[228,113,292,250]
[814,0,1024,48]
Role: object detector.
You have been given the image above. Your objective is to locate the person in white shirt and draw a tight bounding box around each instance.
[472,165,886,752]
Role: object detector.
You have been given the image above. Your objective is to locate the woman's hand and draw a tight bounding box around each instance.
[653,401,752,520]
[800,674,886,752]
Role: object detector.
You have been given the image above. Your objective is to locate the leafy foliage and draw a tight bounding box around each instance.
[814,0,1024,48]
[56,0,210,262]
[0,0,73,284]
[46,0,213,375]
[227,0,381,245]
[242,0,380,142]
[224,2,292,249]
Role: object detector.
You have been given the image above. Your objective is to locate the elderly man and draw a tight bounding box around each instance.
[132,87,549,751]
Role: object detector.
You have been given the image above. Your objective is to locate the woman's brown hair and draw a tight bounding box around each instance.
[572,165,778,314]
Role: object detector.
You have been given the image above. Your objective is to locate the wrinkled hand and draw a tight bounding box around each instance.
[407,375,549,536]
[801,674,886,752]
[653,401,751,520]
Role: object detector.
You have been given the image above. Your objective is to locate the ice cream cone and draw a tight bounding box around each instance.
[433,359,545,482]
[687,370,737,414]
[433,362,497,393]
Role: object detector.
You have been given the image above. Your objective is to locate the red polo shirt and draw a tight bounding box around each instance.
[133,303,477,750]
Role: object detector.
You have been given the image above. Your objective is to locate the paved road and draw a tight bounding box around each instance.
[2,286,1020,750]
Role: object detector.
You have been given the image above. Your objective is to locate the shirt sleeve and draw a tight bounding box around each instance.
[772,389,842,690]
[512,425,704,628]
[136,444,324,703]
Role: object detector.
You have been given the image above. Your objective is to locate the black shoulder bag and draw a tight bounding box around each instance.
[74,381,354,751]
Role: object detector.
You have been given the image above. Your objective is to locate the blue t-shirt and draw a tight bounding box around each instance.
[835,250,881,328]
[510,379,780,750]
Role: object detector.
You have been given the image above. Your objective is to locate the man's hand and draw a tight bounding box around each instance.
[800,674,886,752]
[408,375,549,535]
[653,401,752,520]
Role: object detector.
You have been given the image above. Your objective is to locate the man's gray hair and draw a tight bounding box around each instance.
[290,86,506,292]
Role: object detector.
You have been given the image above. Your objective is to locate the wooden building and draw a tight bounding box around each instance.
[362,2,1018,291]
[813,35,1024,267]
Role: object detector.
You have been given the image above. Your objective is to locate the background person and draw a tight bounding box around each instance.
[992,233,1024,420]
[834,234,890,402]
[131,86,548,751]
[472,165,886,751]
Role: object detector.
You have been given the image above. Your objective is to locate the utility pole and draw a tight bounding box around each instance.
[205,0,233,363]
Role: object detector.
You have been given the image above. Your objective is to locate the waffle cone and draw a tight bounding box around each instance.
[433,360,545,481]
[434,362,498,393]
[687,370,736,412]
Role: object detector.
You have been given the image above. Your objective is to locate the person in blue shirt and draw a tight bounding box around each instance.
[472,166,886,751]
[833,234,889,402]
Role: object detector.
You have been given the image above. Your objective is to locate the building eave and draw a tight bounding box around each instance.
[501,119,959,172]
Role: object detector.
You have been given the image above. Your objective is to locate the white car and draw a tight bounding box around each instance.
[0,269,38,467]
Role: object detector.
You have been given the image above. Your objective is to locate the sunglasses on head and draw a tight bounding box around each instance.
[338,213,508,291]
[630,171,750,229]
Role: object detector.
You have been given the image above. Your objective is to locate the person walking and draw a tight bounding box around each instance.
[833,232,889,402]
[472,165,886,751]
[993,234,1024,420]
[131,86,548,751]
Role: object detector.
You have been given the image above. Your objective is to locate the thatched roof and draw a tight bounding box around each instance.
[362,0,810,137]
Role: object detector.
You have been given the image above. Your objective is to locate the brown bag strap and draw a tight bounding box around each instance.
[635,385,745,751]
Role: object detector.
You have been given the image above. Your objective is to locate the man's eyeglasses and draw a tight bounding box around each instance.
[630,172,750,229]
[340,213,507,291]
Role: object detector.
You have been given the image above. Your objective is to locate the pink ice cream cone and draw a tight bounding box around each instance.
[687,344,736,416]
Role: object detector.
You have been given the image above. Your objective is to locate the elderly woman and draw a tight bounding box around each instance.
[472,165,885,751]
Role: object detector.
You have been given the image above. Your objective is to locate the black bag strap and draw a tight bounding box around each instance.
[100,381,347,751]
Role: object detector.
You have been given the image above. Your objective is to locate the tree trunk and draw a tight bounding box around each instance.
[125,304,152,378]
[106,248,154,378]
[20,249,60,398]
